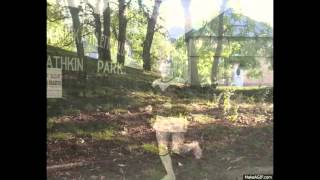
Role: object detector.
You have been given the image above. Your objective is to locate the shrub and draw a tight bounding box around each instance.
[226,104,239,122]
[218,88,235,116]
[233,87,273,103]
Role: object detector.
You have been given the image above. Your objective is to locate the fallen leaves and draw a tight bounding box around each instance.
[48,98,272,179]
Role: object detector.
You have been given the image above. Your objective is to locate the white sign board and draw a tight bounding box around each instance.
[47,68,62,98]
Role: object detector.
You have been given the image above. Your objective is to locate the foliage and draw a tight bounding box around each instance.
[216,88,239,122]
[47,2,75,51]
[226,104,239,122]
[246,68,263,79]
[48,1,272,83]
[174,9,273,85]
[218,88,233,114]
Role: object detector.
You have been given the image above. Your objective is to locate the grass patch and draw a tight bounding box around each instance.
[90,129,115,140]
[111,108,128,114]
[47,120,121,141]
[142,143,158,154]
[191,114,214,124]
[47,132,74,140]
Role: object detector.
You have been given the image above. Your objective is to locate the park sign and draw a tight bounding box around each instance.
[97,60,125,75]
[47,68,62,98]
[47,46,125,75]
[47,55,83,72]
[47,54,125,75]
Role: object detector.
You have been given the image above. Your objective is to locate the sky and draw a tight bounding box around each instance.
[159,0,273,39]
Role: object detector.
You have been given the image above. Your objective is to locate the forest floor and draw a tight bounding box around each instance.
[47,82,273,180]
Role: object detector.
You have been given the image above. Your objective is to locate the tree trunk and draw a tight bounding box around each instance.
[211,0,228,85]
[142,0,162,71]
[83,0,103,61]
[181,0,200,86]
[93,12,103,59]
[102,1,111,62]
[68,6,87,81]
[187,38,200,86]
[67,0,87,97]
[211,13,224,84]
[117,0,127,65]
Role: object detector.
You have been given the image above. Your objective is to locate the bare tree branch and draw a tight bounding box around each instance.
[84,2,97,14]
[138,0,150,19]
[126,0,133,6]
[154,24,164,32]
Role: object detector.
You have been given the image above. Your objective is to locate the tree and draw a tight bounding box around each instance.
[181,0,200,86]
[140,0,162,71]
[178,7,273,85]
[211,0,228,84]
[117,0,131,65]
[66,0,87,79]
[83,0,111,62]
[65,0,89,98]
[84,0,103,59]
[101,0,112,61]
[125,8,147,66]
[47,2,75,51]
